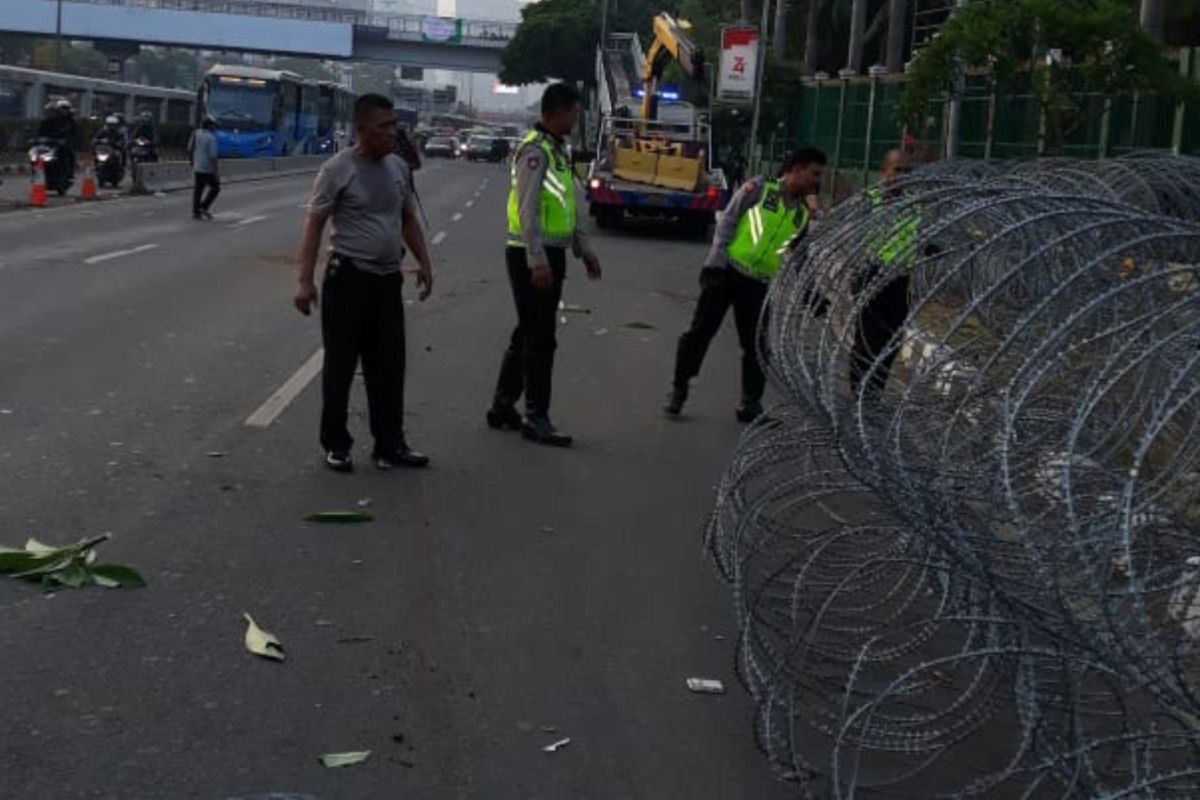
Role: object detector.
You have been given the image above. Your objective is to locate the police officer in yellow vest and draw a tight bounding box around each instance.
[487,83,602,447]
[849,148,916,395]
[665,147,827,422]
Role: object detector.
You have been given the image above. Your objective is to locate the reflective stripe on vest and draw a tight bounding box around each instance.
[506,130,576,248]
[866,187,920,268]
[726,180,808,281]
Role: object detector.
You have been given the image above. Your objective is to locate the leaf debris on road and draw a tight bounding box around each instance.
[0,534,145,592]
[542,738,571,753]
[318,751,371,768]
[685,677,726,694]
[243,613,285,662]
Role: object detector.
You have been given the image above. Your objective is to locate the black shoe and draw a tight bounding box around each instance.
[663,384,688,416]
[192,212,203,220]
[374,444,430,469]
[325,450,354,473]
[486,404,522,431]
[735,399,763,423]
[521,416,573,448]
[201,210,214,221]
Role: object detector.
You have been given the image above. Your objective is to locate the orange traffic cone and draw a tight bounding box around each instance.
[29,157,47,208]
[80,156,97,201]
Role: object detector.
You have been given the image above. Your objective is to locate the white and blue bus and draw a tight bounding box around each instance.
[316,81,355,155]
[199,65,320,158]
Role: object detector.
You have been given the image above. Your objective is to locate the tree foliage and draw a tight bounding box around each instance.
[900,0,1198,150]
[499,0,601,87]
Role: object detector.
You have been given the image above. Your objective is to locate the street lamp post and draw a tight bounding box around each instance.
[747,0,772,174]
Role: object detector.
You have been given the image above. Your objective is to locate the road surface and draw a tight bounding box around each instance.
[0,159,792,799]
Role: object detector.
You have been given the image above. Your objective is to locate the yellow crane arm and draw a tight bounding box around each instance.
[639,13,705,123]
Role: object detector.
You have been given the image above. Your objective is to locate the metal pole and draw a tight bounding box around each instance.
[863,70,879,188]
[984,77,996,160]
[944,0,968,158]
[831,76,847,200]
[55,0,63,72]
[1172,49,1191,155]
[747,0,773,175]
[886,0,909,74]
[1140,0,1166,45]
[1098,97,1112,159]
[600,0,609,47]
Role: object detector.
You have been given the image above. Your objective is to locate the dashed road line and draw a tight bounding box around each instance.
[452,212,463,222]
[431,230,447,246]
[464,199,475,208]
[245,348,324,429]
[83,243,158,265]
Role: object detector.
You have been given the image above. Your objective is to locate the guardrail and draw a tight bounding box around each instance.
[132,154,325,194]
[63,0,517,41]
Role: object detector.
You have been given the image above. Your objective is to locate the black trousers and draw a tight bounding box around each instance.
[673,266,769,402]
[320,255,407,455]
[492,246,567,419]
[193,172,220,214]
[848,263,911,395]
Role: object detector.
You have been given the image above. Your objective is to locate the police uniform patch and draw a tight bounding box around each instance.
[527,155,541,170]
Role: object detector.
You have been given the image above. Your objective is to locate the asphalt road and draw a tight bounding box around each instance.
[0,158,793,800]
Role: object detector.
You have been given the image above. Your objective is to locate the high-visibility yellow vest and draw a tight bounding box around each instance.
[726,180,809,281]
[507,130,576,247]
[866,186,920,268]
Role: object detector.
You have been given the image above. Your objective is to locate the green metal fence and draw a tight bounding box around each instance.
[755,47,1200,204]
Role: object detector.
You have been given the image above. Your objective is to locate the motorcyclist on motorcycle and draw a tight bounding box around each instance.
[93,114,127,151]
[36,98,77,176]
[130,111,158,161]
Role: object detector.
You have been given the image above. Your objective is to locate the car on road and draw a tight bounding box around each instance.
[424,136,458,159]
[466,135,502,162]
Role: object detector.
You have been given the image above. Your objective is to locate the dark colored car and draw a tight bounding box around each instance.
[466,135,498,162]
[424,136,458,159]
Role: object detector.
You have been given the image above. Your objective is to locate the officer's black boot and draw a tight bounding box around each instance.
[735,397,764,423]
[488,345,524,431]
[521,415,573,448]
[522,348,571,447]
[663,383,688,416]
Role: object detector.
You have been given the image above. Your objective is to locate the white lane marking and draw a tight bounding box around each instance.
[431,230,447,246]
[231,214,270,227]
[84,243,158,265]
[452,212,463,222]
[464,200,475,208]
[245,348,324,429]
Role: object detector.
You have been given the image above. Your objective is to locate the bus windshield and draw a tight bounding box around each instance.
[206,79,276,131]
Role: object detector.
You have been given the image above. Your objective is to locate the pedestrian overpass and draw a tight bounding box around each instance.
[0,0,515,73]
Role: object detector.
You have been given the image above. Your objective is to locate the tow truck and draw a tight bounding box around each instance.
[585,14,726,238]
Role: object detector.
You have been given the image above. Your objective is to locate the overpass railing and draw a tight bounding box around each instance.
[63,0,517,42]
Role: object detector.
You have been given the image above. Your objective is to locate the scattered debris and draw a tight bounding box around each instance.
[206,451,226,458]
[318,751,371,768]
[593,327,610,336]
[0,534,145,592]
[685,678,726,694]
[559,316,568,325]
[931,669,955,688]
[623,321,658,331]
[0,408,12,415]
[540,526,555,534]
[391,733,405,744]
[542,738,571,753]
[243,613,285,662]
[304,511,375,524]
[539,723,558,734]
[356,498,373,508]
[314,619,333,627]
[558,302,591,314]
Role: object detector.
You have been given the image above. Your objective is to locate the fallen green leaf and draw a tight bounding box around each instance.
[304,511,375,524]
[90,564,146,588]
[319,751,371,768]
[243,613,285,662]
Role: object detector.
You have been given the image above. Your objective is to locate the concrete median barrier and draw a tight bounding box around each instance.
[132,155,327,195]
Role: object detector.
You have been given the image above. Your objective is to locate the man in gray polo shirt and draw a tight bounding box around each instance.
[294,93,434,473]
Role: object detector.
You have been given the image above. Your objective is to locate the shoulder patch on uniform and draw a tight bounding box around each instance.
[527,155,541,170]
